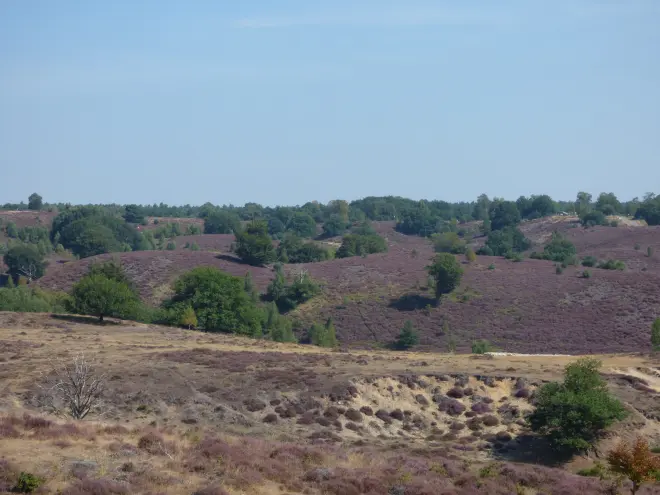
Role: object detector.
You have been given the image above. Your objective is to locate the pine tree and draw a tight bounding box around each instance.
[324,317,337,347]
[394,320,419,350]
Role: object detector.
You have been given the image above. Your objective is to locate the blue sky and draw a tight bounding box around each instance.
[1,0,658,206]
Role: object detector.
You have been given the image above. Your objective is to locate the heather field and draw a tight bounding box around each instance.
[0,313,658,494]
[35,217,660,353]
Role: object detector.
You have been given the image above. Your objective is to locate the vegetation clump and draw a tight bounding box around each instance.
[427,253,463,298]
[393,320,419,350]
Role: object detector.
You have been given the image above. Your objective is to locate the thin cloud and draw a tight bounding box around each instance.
[233,6,518,29]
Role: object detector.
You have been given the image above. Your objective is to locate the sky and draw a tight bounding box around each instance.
[1,0,659,207]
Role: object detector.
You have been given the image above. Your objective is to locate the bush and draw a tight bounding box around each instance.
[581,270,592,279]
[529,232,576,263]
[14,472,44,493]
[164,267,262,336]
[203,210,240,234]
[465,248,477,263]
[529,358,627,453]
[652,318,660,352]
[432,232,466,254]
[427,253,463,298]
[478,227,530,256]
[336,233,387,258]
[471,340,491,354]
[266,266,321,312]
[581,256,598,267]
[276,235,331,263]
[393,320,419,350]
[580,210,607,227]
[308,318,337,348]
[0,286,68,313]
[597,259,626,270]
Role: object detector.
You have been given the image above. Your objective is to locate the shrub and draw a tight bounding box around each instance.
[651,318,660,352]
[488,263,495,270]
[308,318,337,348]
[203,210,240,234]
[0,286,64,313]
[166,241,176,250]
[606,436,660,494]
[581,256,598,267]
[471,340,491,354]
[336,233,387,258]
[581,270,591,279]
[648,246,654,258]
[465,248,477,263]
[393,320,419,350]
[276,235,331,263]
[427,253,463,298]
[580,210,607,227]
[478,227,530,256]
[432,232,466,254]
[555,264,563,275]
[266,266,321,313]
[529,232,576,263]
[597,259,626,270]
[529,358,627,453]
[14,472,44,493]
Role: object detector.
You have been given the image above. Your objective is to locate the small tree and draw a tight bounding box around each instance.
[69,274,138,322]
[180,306,197,329]
[41,353,106,420]
[28,193,43,211]
[465,247,477,263]
[471,340,491,354]
[427,253,464,298]
[529,358,627,453]
[393,320,419,350]
[651,318,660,352]
[607,436,660,495]
[234,220,276,266]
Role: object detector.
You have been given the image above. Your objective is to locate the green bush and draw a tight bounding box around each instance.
[478,227,530,256]
[308,318,337,348]
[471,340,491,354]
[529,358,627,453]
[336,233,388,258]
[488,263,495,270]
[432,232,466,254]
[581,256,598,267]
[581,270,592,279]
[14,472,44,493]
[233,220,276,266]
[597,259,626,270]
[393,320,419,350]
[0,286,68,313]
[580,210,608,227]
[529,232,577,263]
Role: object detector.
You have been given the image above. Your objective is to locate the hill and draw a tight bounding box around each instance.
[35,218,660,354]
[0,313,658,494]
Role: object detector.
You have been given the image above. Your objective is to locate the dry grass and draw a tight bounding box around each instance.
[0,313,659,493]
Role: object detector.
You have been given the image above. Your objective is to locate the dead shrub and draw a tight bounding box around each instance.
[137,431,175,456]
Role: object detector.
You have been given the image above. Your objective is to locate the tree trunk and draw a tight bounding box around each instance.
[99,314,104,323]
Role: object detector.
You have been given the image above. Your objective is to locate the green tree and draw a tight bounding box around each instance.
[123,204,145,224]
[165,267,262,336]
[432,232,466,254]
[393,320,419,350]
[427,253,463,298]
[651,318,660,351]
[180,306,198,329]
[203,210,241,234]
[322,214,350,237]
[595,192,622,215]
[277,234,330,263]
[581,210,608,227]
[5,221,18,238]
[308,318,337,348]
[489,201,521,231]
[288,212,317,238]
[465,247,477,263]
[243,271,259,302]
[68,274,139,322]
[234,220,276,266]
[529,358,627,453]
[478,226,531,256]
[3,244,47,283]
[28,193,43,211]
[530,232,577,263]
[575,192,593,217]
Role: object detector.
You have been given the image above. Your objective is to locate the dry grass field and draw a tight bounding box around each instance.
[0,312,659,494]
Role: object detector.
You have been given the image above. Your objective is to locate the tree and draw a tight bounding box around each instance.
[635,194,660,226]
[465,247,477,263]
[28,193,43,211]
[432,232,466,254]
[652,318,660,351]
[3,244,47,283]
[243,271,259,302]
[263,302,296,343]
[529,358,627,453]
[203,210,240,234]
[267,266,321,312]
[164,267,262,336]
[41,352,106,420]
[530,232,576,263]
[180,306,197,329]
[478,227,531,256]
[606,436,660,495]
[322,214,350,238]
[575,192,593,217]
[123,204,145,224]
[489,201,521,231]
[5,221,18,238]
[308,318,338,348]
[595,192,622,215]
[288,212,316,238]
[427,253,463,298]
[234,220,276,266]
[393,320,419,350]
[69,274,139,322]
